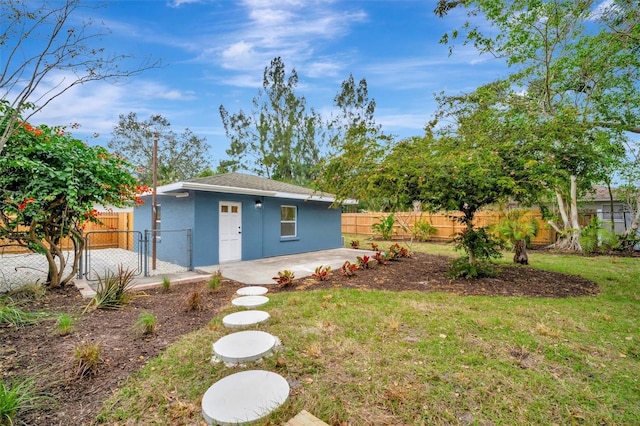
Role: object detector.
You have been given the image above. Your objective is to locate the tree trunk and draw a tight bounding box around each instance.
[623,195,640,238]
[548,175,582,252]
[513,239,528,264]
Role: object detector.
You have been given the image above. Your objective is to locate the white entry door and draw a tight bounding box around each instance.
[219,201,242,263]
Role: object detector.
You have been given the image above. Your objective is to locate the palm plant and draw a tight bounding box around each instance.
[493,209,540,264]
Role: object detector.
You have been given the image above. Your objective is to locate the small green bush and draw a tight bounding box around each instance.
[371,213,396,240]
[412,219,437,242]
[161,276,171,292]
[55,314,75,336]
[208,270,222,292]
[448,257,497,279]
[134,311,157,336]
[581,217,617,254]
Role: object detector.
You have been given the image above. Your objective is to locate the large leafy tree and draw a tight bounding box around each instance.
[436,0,637,251]
[376,83,547,267]
[0,103,143,288]
[219,57,324,186]
[0,0,159,153]
[108,112,211,186]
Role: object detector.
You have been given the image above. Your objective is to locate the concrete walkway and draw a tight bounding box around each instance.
[198,248,375,285]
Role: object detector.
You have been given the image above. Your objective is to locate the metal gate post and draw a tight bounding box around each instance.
[187,228,193,271]
[143,230,149,276]
[78,234,86,279]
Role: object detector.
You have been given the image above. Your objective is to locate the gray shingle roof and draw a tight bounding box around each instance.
[186,173,317,196]
[584,185,622,202]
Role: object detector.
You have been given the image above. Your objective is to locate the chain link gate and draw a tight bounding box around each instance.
[80,230,144,281]
[79,229,192,281]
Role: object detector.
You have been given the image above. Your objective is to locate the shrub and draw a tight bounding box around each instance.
[580,217,617,254]
[371,213,396,240]
[184,291,203,312]
[134,311,157,336]
[0,378,38,425]
[87,266,136,311]
[340,261,358,277]
[55,314,75,336]
[273,270,295,287]
[73,342,102,378]
[614,232,640,254]
[312,265,331,281]
[448,257,497,279]
[370,242,379,251]
[412,219,437,242]
[350,239,360,249]
[356,255,374,269]
[208,270,222,292]
[387,243,411,259]
[373,251,388,265]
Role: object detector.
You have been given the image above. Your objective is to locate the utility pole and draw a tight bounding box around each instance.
[151,133,158,270]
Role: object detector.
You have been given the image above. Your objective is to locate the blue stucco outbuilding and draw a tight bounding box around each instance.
[134,173,345,268]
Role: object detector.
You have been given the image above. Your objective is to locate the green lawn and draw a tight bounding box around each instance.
[98,240,640,425]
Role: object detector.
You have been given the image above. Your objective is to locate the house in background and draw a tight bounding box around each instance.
[582,185,635,234]
[134,173,345,268]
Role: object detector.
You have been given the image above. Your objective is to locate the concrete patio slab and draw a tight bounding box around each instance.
[199,248,375,285]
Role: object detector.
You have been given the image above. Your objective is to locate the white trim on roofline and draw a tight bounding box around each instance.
[154,181,356,204]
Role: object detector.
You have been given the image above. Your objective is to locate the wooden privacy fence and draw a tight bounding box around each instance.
[0,212,134,254]
[342,211,559,246]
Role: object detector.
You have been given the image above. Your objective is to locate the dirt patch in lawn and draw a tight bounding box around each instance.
[1,252,599,425]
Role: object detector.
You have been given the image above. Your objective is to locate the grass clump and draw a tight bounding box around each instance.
[73,341,102,378]
[6,283,46,301]
[161,276,171,293]
[208,270,222,292]
[55,314,75,336]
[184,291,203,312]
[0,303,43,328]
[86,266,136,311]
[134,311,157,336]
[0,378,39,426]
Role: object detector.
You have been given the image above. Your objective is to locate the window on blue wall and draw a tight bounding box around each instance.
[281,205,297,238]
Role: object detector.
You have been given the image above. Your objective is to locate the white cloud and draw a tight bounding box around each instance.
[211,0,367,75]
[589,0,617,20]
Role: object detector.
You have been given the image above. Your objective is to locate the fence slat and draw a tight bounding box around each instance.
[1,212,134,254]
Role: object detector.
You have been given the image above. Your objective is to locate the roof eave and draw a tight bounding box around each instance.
[156,182,344,202]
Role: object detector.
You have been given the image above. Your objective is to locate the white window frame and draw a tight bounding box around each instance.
[280,205,297,238]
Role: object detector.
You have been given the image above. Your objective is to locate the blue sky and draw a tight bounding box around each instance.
[29,0,509,167]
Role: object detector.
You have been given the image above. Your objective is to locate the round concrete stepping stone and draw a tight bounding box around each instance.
[231,295,269,308]
[202,370,289,425]
[236,286,268,296]
[223,310,270,328]
[213,330,276,364]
